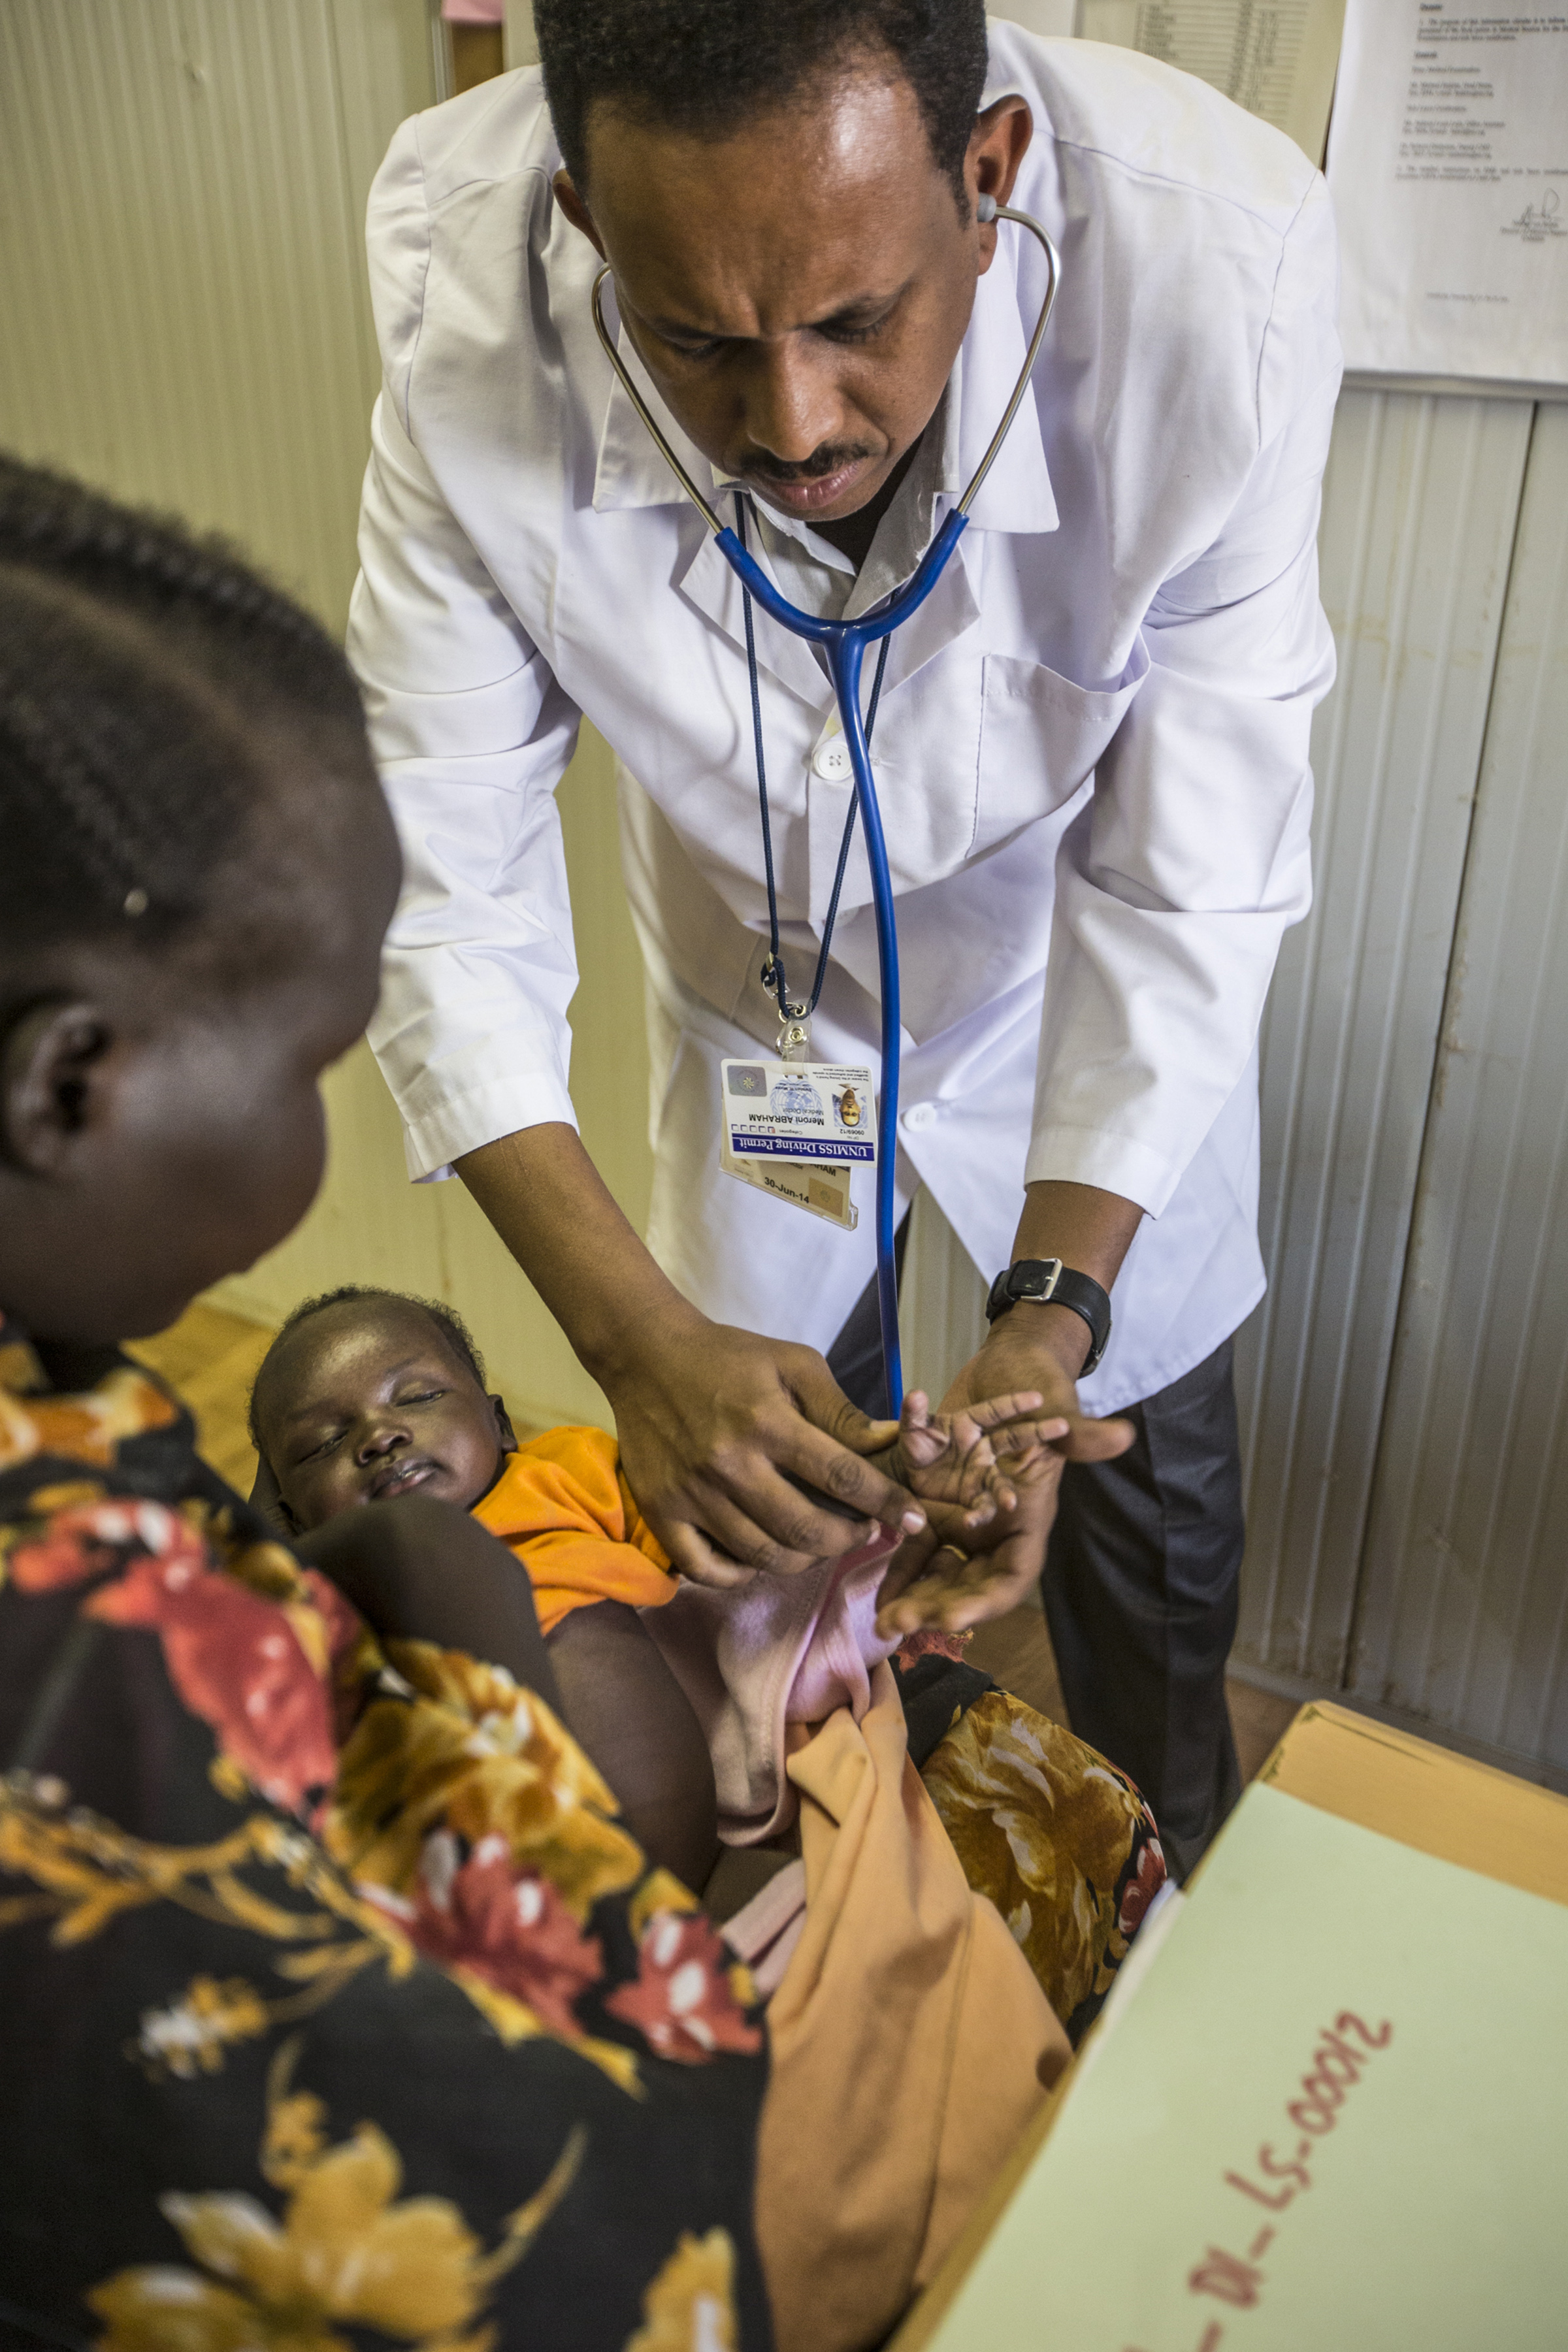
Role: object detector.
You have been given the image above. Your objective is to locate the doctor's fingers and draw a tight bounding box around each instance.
[662,1482,853,1584]
[875,1545,1023,1639]
[1051,1406,1137,1465]
[658,1516,764,1592]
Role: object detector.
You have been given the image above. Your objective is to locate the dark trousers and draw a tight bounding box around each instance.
[828,1248,1243,1880]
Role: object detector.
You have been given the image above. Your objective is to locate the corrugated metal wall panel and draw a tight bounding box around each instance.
[1232,391,1533,1682]
[1351,406,1568,1771]
[0,0,403,632]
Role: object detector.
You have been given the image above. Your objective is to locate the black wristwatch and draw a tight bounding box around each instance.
[985,1258,1111,1375]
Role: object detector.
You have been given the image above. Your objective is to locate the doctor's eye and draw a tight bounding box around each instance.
[817,314,892,348]
[661,331,728,363]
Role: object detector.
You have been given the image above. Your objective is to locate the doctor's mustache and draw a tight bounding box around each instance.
[738,442,878,485]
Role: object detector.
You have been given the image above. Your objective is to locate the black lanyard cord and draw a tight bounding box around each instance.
[735,490,890,1028]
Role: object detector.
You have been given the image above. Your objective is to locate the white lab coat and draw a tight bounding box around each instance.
[348,24,1341,1414]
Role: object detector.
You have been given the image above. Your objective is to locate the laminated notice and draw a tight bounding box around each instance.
[721,1058,877,1165]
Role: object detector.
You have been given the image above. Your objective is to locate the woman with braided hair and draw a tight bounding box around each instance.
[0,455,784,2346]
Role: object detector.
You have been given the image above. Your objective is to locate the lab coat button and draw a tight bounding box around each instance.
[811,739,854,781]
[902,1102,937,1132]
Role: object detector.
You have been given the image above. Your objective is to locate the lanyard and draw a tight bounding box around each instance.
[734,491,890,1034]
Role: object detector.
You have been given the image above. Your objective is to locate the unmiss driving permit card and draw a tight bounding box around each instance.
[719,1126,859,1229]
[721,1057,876,1165]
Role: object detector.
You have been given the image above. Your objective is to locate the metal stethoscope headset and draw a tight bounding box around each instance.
[592,197,1060,1416]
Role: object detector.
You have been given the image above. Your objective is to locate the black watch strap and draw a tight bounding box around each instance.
[984,1258,1111,1374]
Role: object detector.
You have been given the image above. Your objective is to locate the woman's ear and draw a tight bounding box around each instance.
[492,1394,517,1456]
[0,998,116,1177]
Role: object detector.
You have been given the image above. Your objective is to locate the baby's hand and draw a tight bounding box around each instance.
[874,1390,1068,1641]
[890,1389,1066,1522]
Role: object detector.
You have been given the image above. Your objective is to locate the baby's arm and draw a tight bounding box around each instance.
[547,1603,719,1895]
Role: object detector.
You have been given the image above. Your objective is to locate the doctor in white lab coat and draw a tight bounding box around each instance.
[348,3,1340,1870]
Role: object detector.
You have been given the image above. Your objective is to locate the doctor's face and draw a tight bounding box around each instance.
[555,63,1031,527]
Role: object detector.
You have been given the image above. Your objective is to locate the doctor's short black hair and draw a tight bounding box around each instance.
[534,0,990,216]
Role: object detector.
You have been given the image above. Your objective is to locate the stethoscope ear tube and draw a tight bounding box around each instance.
[589,208,1061,1420]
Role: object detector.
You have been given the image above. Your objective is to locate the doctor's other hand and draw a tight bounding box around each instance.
[872,1388,1065,1636]
[603,1313,928,1592]
[902,1299,1136,1603]
[874,1422,1064,1638]
[943,1300,1135,1470]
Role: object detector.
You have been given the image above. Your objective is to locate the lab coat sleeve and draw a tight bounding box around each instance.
[349,124,583,1183]
[1026,173,1341,1218]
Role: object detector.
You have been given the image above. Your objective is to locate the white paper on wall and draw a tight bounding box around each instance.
[1075,0,1348,162]
[1327,0,1568,385]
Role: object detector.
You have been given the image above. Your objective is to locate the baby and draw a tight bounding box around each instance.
[250,1285,1060,1887]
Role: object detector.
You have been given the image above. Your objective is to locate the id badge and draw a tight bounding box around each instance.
[721,1057,877,1167]
[719,1126,858,1229]
[718,1056,874,1232]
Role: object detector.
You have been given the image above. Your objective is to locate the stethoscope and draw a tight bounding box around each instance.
[593,197,1060,1416]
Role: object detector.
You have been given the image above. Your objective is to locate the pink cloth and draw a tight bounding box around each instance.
[642,1531,901,1844]
[721,1859,808,1997]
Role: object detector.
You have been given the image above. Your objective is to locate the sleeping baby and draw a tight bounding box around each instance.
[248,1286,1062,1890]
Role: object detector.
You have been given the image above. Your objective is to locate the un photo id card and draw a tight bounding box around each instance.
[718,1057,875,1231]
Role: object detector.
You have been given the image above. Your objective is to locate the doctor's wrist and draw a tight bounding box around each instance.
[979,1299,1094,1382]
[579,1284,710,1388]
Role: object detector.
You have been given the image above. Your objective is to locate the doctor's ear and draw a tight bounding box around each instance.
[552,170,605,257]
[0,998,118,1178]
[967,94,1033,261]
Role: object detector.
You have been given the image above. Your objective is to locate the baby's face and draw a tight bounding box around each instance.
[259,1300,512,1531]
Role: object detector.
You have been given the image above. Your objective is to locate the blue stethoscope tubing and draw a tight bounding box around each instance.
[591,201,1061,1418]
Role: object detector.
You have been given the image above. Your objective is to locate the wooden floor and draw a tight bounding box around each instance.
[966,1605,1296,1789]
[132,1300,1298,1783]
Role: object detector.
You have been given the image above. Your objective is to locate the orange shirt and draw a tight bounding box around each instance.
[470,1426,674,1639]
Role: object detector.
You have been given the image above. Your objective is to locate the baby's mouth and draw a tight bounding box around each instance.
[368,1457,437,1501]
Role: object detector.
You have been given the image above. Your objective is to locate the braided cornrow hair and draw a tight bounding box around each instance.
[0,453,375,966]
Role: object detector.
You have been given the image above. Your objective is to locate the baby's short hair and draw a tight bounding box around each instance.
[247,1284,487,1455]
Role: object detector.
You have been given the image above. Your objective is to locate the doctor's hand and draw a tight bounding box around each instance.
[913,1298,1137,1600]
[603,1313,930,1592]
[457,1125,928,1593]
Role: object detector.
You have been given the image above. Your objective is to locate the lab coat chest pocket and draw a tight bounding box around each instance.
[974,642,1149,858]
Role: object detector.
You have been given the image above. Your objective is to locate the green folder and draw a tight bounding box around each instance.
[917,1780,1568,2352]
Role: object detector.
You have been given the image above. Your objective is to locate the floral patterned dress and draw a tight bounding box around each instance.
[0,1327,771,2351]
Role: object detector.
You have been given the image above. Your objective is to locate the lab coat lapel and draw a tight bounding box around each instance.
[592,322,829,712]
[860,253,1059,701]
[676,530,831,712]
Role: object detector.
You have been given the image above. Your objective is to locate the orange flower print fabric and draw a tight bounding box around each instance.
[0,1324,771,2347]
[920,1687,1167,2041]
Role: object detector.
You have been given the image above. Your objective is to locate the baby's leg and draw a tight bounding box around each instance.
[547,1601,719,1894]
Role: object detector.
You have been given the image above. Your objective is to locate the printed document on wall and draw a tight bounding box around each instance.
[1075,1,1348,163]
[1327,1,1568,384]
